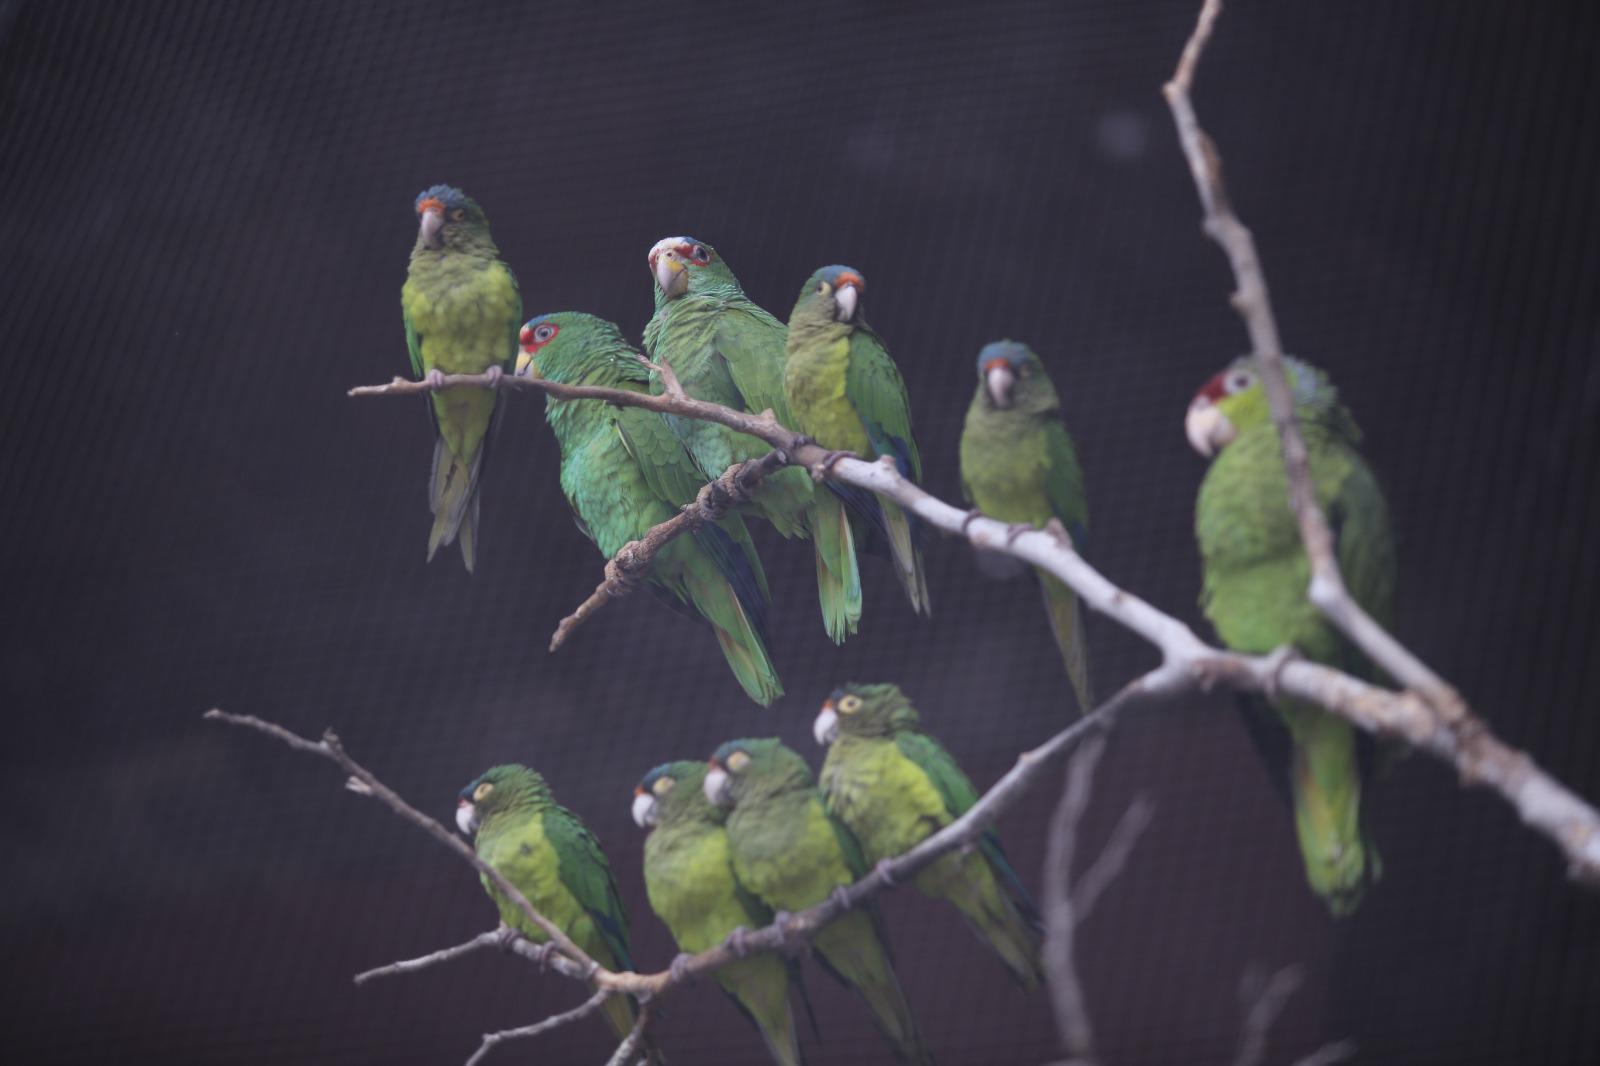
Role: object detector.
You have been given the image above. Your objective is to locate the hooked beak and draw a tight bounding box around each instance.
[516,326,540,378]
[983,358,1015,409]
[1185,396,1236,458]
[631,789,658,829]
[834,284,858,322]
[418,199,445,250]
[455,798,478,836]
[654,253,688,299]
[813,701,840,746]
[703,764,732,807]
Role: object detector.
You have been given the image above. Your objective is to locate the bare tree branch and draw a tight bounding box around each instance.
[1044,737,1109,1063]
[1072,794,1156,926]
[1233,964,1305,1066]
[1289,1041,1359,1066]
[462,989,613,1066]
[353,928,504,985]
[601,1003,654,1066]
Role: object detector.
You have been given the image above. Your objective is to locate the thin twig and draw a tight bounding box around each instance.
[1289,1041,1359,1066]
[1233,964,1305,1066]
[602,1002,654,1066]
[353,929,502,985]
[1072,794,1157,925]
[462,989,612,1066]
[1043,737,1110,1062]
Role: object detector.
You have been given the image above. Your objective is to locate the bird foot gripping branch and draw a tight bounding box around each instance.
[808,448,856,483]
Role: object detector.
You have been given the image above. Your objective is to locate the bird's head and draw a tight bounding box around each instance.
[516,312,631,383]
[413,184,488,251]
[798,264,867,324]
[632,760,718,829]
[648,236,735,300]
[456,764,548,836]
[813,682,920,746]
[703,738,813,808]
[975,340,1050,411]
[1185,355,1329,458]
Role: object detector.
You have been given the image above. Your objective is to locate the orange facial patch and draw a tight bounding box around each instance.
[416,197,444,215]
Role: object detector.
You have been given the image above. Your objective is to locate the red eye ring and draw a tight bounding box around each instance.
[521,321,560,352]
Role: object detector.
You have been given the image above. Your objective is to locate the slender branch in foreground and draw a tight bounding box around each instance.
[1233,964,1305,1066]
[353,928,503,985]
[602,1004,654,1066]
[1043,737,1108,1063]
[463,989,612,1066]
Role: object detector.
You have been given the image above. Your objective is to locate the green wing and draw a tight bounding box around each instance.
[615,407,709,507]
[1042,419,1089,544]
[716,300,793,421]
[545,807,634,971]
[403,304,424,379]
[844,326,922,480]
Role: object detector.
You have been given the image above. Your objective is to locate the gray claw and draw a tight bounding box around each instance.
[873,858,900,888]
[423,368,447,389]
[669,952,696,985]
[724,925,753,958]
[483,365,504,389]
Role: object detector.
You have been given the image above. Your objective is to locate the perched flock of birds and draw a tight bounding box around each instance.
[399,183,1399,1062]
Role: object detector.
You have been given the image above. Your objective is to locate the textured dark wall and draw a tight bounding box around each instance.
[2,1,1598,1063]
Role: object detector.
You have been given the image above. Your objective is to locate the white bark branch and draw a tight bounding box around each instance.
[462,989,613,1066]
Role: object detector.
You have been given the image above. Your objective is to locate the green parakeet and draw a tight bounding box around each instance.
[958,341,1093,713]
[400,185,521,571]
[705,738,933,1065]
[813,683,1045,989]
[518,311,782,706]
[783,265,931,615]
[1187,355,1397,915]
[633,761,814,1066]
[644,237,867,644]
[456,765,662,1061]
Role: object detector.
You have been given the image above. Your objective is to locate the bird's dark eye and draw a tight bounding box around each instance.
[838,694,863,714]
[691,245,710,263]
[534,324,556,343]
[450,208,467,222]
[817,282,829,294]
[1227,370,1255,393]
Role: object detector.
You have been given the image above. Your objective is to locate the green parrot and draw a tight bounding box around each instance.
[958,341,1093,713]
[783,265,931,615]
[456,764,662,1061]
[1187,355,1397,915]
[518,311,782,706]
[633,761,814,1066]
[400,185,522,571]
[705,738,933,1065]
[813,683,1045,989]
[644,237,866,644]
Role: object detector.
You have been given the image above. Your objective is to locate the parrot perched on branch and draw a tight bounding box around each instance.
[958,340,1093,713]
[1187,355,1397,915]
[634,761,814,1066]
[456,764,663,1061]
[705,737,933,1065]
[813,682,1045,988]
[783,265,931,615]
[518,311,782,706]
[644,237,867,644]
[400,185,521,571]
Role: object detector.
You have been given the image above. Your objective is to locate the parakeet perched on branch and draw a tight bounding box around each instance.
[400,185,521,571]
[1187,355,1397,915]
[518,311,782,706]
[705,738,933,1065]
[959,341,1093,712]
[634,761,813,1066]
[814,683,1045,988]
[644,237,866,644]
[456,764,662,1061]
[783,266,930,615]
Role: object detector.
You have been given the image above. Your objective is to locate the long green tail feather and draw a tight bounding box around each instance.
[1040,572,1093,713]
[1284,702,1377,916]
[880,500,931,616]
[718,956,805,1066]
[810,491,863,643]
[813,912,932,1065]
[426,437,483,571]
[923,854,1046,991]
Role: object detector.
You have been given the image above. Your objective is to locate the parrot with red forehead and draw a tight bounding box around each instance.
[783,265,930,615]
[958,341,1092,712]
[1187,355,1397,915]
[644,236,868,645]
[399,185,521,571]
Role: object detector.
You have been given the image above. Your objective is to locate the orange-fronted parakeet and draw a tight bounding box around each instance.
[518,311,782,706]
[783,266,931,615]
[958,341,1093,712]
[705,738,933,1065]
[400,185,521,571]
[1187,355,1397,915]
[813,683,1045,988]
[456,764,662,1061]
[644,237,866,644]
[634,761,813,1066]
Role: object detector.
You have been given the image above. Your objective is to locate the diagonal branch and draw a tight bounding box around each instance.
[463,989,613,1066]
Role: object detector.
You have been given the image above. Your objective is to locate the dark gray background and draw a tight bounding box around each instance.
[2,0,1597,1063]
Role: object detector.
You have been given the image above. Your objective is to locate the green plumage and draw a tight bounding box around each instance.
[783,266,931,615]
[708,738,932,1065]
[520,312,782,706]
[816,683,1045,988]
[1190,356,1397,914]
[644,238,864,643]
[637,762,811,1066]
[400,185,521,571]
[460,765,660,1058]
[959,341,1093,712]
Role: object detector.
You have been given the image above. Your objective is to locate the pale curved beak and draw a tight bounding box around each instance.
[631,791,658,829]
[419,207,444,250]
[703,766,731,806]
[1185,397,1235,458]
[985,362,1016,409]
[654,254,687,299]
[455,799,478,836]
[834,284,858,322]
[813,706,840,746]
[515,349,537,377]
